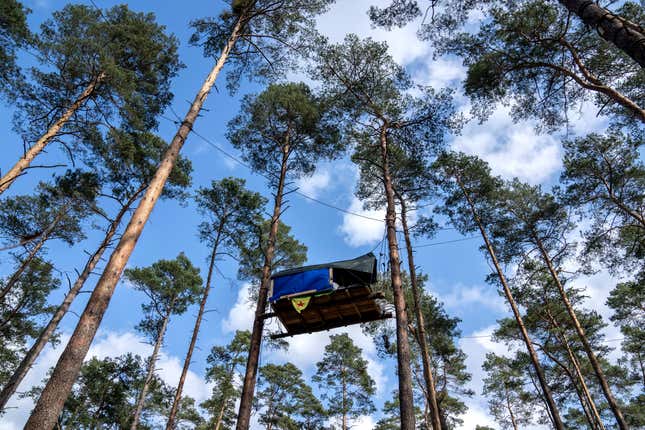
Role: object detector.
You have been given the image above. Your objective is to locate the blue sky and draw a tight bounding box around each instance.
[0,1,621,429]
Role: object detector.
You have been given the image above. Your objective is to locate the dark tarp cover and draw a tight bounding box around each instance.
[269,253,377,302]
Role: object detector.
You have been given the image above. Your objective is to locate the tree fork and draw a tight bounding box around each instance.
[379,126,416,430]
[535,236,629,430]
[454,176,566,430]
[165,227,222,429]
[559,0,645,67]
[23,15,244,430]
[236,145,289,430]
[0,187,142,411]
[0,73,106,196]
[398,196,443,430]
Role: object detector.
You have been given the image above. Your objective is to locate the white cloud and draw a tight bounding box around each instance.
[296,168,331,199]
[415,55,468,90]
[568,269,625,364]
[436,283,508,314]
[316,0,429,66]
[339,198,385,247]
[352,414,377,430]
[452,105,562,185]
[0,331,212,430]
[457,403,498,429]
[223,282,256,333]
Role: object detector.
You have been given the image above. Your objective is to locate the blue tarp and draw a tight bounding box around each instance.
[270,268,332,302]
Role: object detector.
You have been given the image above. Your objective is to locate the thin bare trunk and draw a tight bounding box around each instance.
[535,237,628,430]
[214,401,227,430]
[398,196,442,430]
[454,176,565,430]
[236,145,289,430]
[0,188,141,411]
[166,227,222,430]
[558,0,645,67]
[23,16,244,430]
[342,368,347,430]
[131,305,173,430]
[545,308,606,430]
[0,73,105,195]
[504,384,519,430]
[379,125,416,430]
[538,342,597,429]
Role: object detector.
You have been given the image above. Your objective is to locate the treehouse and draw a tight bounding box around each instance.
[268,253,391,339]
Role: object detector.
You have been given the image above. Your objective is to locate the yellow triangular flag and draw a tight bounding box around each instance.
[291,296,311,313]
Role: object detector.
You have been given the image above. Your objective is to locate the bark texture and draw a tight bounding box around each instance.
[236,146,289,430]
[23,17,243,430]
[398,197,442,430]
[559,0,645,68]
[379,126,416,430]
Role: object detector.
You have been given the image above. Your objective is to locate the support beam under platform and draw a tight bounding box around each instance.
[270,312,393,339]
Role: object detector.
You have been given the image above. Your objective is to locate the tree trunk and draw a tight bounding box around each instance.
[0,188,141,411]
[504,385,519,430]
[236,145,289,430]
[454,176,566,430]
[130,305,173,430]
[166,227,222,430]
[538,342,597,430]
[535,236,628,430]
[558,0,645,68]
[378,125,416,430]
[545,308,606,430]
[0,73,105,195]
[0,209,65,302]
[214,400,227,430]
[23,16,245,430]
[342,367,347,430]
[398,196,443,430]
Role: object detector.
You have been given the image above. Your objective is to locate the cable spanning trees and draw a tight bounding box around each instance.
[0,0,642,429]
[433,152,566,429]
[164,178,265,429]
[227,81,342,429]
[27,0,338,428]
[24,2,337,427]
[315,33,457,430]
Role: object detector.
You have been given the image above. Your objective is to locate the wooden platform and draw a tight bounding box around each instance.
[269,284,392,339]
